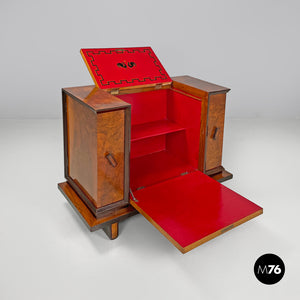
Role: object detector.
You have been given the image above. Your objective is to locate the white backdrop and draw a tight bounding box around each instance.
[1,2,300,299]
[1,0,299,118]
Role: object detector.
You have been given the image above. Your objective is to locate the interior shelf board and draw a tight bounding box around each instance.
[131,119,185,142]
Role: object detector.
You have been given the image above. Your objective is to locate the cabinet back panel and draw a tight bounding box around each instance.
[118,89,167,125]
[130,150,195,191]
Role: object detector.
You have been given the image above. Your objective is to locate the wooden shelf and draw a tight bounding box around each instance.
[130,150,195,191]
[131,120,185,142]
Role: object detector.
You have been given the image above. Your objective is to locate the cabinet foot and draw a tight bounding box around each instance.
[206,166,233,183]
[209,169,233,183]
[103,222,119,240]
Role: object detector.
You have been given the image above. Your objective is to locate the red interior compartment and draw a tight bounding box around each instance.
[131,119,185,142]
[130,135,166,159]
[117,89,202,190]
[129,147,196,191]
[117,87,262,253]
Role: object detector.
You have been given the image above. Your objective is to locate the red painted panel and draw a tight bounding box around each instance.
[81,47,171,89]
[118,89,168,125]
[119,89,202,167]
[132,171,262,248]
[131,120,185,142]
[167,90,202,168]
[130,150,196,191]
[130,136,166,159]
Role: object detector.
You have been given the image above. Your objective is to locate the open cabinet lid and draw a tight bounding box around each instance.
[80,47,172,90]
[130,171,262,253]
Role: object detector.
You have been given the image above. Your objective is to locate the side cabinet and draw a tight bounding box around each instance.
[62,86,131,218]
[172,75,232,182]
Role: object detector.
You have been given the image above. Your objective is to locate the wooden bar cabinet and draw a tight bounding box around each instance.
[58,47,262,253]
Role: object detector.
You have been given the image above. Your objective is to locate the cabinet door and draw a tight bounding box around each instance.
[130,171,262,253]
[205,93,226,171]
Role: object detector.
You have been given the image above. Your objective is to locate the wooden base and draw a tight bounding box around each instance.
[58,182,137,234]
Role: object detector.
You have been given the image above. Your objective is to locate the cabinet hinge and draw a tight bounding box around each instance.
[180,171,189,176]
[130,189,138,202]
[110,88,119,95]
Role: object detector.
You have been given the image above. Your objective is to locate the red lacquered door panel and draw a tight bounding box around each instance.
[80,47,171,89]
[130,171,262,253]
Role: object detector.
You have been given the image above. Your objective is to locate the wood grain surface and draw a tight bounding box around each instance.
[58,181,137,231]
[205,93,226,171]
[63,86,130,112]
[66,94,98,205]
[103,222,119,239]
[172,75,230,95]
[97,110,125,207]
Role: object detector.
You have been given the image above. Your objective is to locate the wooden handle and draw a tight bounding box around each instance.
[105,152,118,168]
[212,127,219,140]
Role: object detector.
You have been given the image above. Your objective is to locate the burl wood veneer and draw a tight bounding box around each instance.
[62,86,131,218]
[58,181,136,232]
[172,75,232,182]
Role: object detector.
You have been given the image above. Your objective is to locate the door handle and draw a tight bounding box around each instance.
[105,152,118,168]
[212,127,219,140]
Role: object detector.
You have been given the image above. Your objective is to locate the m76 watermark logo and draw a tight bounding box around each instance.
[254,254,285,284]
[257,264,282,275]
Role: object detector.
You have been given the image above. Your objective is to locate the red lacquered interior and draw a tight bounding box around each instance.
[133,171,262,248]
[117,89,202,190]
[118,88,262,250]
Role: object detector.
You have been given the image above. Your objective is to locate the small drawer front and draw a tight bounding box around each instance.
[97,110,125,207]
[205,94,226,171]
